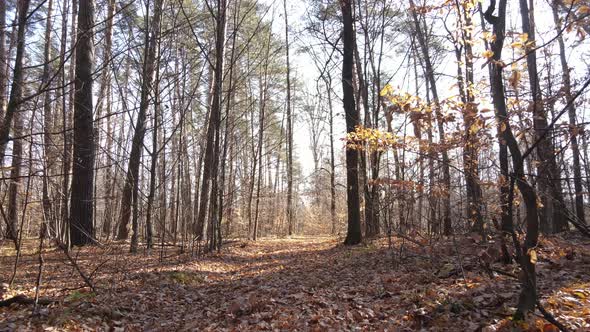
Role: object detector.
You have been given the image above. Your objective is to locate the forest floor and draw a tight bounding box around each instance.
[0,233,589,331]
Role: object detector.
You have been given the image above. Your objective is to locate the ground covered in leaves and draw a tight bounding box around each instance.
[1,233,589,331]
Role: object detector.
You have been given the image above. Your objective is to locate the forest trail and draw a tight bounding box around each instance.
[1,235,590,331]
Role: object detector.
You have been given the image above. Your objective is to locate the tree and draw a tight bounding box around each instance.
[117,0,165,251]
[450,0,485,236]
[409,0,453,236]
[284,0,294,237]
[519,0,568,234]
[341,0,362,246]
[485,0,540,318]
[195,0,228,243]
[0,0,7,117]
[41,0,55,238]
[69,0,96,246]
[0,0,31,166]
[551,0,585,227]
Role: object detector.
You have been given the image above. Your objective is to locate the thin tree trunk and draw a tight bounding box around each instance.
[284,0,294,237]
[41,0,55,239]
[196,0,227,241]
[485,0,539,318]
[118,0,165,245]
[0,0,6,117]
[326,74,337,235]
[59,0,75,245]
[551,0,585,226]
[409,0,452,236]
[6,108,23,248]
[145,62,162,250]
[94,0,115,238]
[452,0,485,236]
[519,0,567,234]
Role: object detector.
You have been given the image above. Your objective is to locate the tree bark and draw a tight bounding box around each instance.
[6,108,23,248]
[284,0,294,237]
[341,0,362,246]
[519,0,568,234]
[326,74,337,235]
[117,0,165,244]
[485,0,539,318]
[0,0,31,167]
[0,0,7,117]
[409,0,452,236]
[69,0,96,246]
[41,0,56,239]
[196,0,227,241]
[452,1,485,236]
[551,0,585,226]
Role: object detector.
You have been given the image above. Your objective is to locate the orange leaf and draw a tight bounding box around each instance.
[543,323,559,332]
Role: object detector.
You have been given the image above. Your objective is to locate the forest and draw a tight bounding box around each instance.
[0,0,589,330]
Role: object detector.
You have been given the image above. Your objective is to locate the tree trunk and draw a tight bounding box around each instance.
[284,0,294,237]
[0,0,7,122]
[94,0,115,238]
[409,0,452,236]
[485,0,539,318]
[341,0,362,246]
[59,0,75,245]
[0,0,31,166]
[326,74,337,235]
[41,0,55,239]
[196,0,227,241]
[551,0,585,226]
[117,0,165,243]
[69,0,95,246]
[519,0,567,234]
[453,1,484,236]
[145,57,162,250]
[6,109,23,248]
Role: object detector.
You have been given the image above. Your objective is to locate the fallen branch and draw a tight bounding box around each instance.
[537,300,569,332]
[55,241,97,293]
[490,267,518,279]
[0,295,57,307]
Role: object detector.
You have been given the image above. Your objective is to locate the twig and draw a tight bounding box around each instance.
[451,232,467,282]
[56,241,97,293]
[33,236,45,314]
[536,300,570,332]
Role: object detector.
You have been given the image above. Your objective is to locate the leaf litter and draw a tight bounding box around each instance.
[0,233,589,331]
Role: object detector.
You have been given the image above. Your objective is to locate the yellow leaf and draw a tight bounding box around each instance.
[380,84,393,97]
[509,70,521,89]
[578,5,590,14]
[572,290,587,299]
[528,249,537,264]
[481,50,494,59]
[482,31,496,42]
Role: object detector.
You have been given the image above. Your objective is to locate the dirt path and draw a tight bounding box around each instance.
[1,235,589,331]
